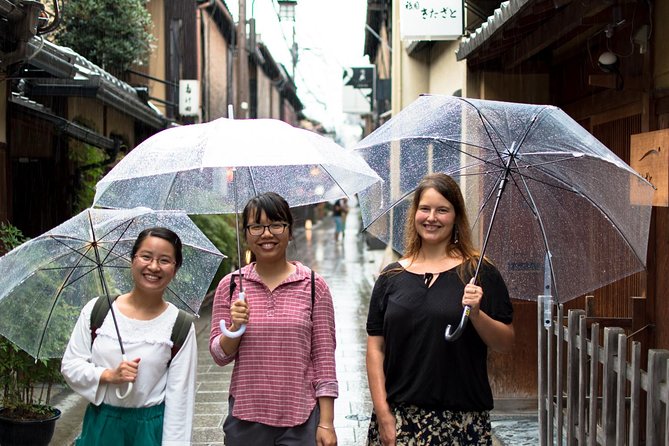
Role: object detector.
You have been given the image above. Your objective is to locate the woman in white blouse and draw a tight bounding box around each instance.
[61,227,197,446]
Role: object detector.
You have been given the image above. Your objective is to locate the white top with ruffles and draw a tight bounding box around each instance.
[61,298,197,445]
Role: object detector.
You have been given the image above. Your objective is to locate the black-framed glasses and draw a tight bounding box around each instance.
[246,222,289,236]
[134,254,176,267]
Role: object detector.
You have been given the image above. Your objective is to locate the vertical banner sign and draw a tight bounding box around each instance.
[400,0,464,41]
[179,80,200,116]
[342,66,375,115]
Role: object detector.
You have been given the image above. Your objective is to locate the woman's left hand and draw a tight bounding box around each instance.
[463,278,483,318]
[316,425,337,446]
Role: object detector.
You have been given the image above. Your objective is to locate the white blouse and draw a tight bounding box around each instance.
[61,298,197,445]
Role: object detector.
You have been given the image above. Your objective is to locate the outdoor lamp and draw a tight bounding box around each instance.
[597,51,618,73]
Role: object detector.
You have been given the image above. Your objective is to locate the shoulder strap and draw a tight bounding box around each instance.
[169,309,195,365]
[310,269,315,319]
[229,273,238,299]
[90,295,119,345]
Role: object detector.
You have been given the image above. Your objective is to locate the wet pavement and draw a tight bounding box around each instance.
[50,206,539,445]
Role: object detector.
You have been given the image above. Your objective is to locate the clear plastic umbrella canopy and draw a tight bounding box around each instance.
[93,117,381,213]
[0,207,225,359]
[355,95,654,305]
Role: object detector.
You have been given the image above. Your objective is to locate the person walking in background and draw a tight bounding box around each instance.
[365,173,515,446]
[61,227,197,446]
[332,198,349,242]
[209,192,338,446]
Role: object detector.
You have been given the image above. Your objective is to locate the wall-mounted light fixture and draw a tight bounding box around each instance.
[597,51,618,73]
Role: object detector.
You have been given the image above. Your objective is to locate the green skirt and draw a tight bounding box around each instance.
[76,402,165,446]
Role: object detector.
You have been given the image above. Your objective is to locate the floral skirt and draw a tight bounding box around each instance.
[367,403,491,446]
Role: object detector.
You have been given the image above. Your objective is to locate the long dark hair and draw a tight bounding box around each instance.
[403,173,480,280]
[131,226,183,269]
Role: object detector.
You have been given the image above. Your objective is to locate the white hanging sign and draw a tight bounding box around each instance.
[179,80,200,116]
[400,0,464,41]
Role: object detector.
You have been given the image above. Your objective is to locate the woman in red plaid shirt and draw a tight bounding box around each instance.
[210,192,338,446]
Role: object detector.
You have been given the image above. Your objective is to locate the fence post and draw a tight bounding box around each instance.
[567,309,584,446]
[645,350,669,445]
[615,333,627,444]
[577,314,588,444]
[556,304,565,445]
[538,297,548,446]
[629,341,641,446]
[588,323,599,446]
[602,327,624,446]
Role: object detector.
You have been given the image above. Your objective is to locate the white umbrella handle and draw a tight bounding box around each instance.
[115,354,133,399]
[220,291,246,338]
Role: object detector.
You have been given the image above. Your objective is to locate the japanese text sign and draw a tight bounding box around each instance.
[400,0,464,41]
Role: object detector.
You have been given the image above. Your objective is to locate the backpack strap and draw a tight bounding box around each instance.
[311,269,315,319]
[90,294,194,364]
[169,309,195,366]
[229,273,239,300]
[90,295,119,345]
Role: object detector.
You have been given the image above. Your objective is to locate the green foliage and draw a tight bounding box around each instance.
[0,222,28,255]
[67,117,123,213]
[190,214,239,288]
[0,223,62,420]
[0,340,63,420]
[55,0,155,71]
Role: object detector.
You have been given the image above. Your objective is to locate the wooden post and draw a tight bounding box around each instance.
[602,327,624,446]
[615,333,627,444]
[588,323,600,446]
[538,298,548,446]
[645,350,669,445]
[566,309,584,445]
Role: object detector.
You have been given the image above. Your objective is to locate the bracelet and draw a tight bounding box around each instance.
[317,424,334,430]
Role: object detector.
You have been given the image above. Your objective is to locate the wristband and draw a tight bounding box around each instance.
[317,424,334,430]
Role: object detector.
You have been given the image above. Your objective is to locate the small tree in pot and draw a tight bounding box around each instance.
[0,222,64,446]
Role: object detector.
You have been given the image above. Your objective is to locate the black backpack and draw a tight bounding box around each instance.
[90,295,194,365]
[229,269,316,318]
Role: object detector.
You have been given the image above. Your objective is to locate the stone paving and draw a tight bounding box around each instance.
[51,205,539,445]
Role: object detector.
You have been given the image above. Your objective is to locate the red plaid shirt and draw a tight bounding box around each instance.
[209,261,338,427]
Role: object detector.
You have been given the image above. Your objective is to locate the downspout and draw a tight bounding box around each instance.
[196,5,205,121]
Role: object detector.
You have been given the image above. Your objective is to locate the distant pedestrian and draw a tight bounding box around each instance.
[365,173,515,446]
[61,227,197,446]
[210,192,339,446]
[332,198,349,242]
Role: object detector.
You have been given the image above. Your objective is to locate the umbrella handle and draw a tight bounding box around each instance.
[444,305,471,342]
[115,354,134,399]
[220,292,246,338]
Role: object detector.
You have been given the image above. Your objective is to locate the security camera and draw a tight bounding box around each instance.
[598,51,618,73]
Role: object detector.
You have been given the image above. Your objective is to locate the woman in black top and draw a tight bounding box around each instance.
[366,173,515,446]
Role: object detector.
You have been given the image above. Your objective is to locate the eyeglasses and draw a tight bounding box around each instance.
[134,254,176,267]
[246,222,289,236]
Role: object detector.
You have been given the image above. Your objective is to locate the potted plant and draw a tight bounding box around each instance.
[0,222,63,446]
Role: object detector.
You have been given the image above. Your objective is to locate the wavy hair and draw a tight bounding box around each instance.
[402,173,481,282]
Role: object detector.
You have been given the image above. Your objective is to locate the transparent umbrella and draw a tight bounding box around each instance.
[355,95,654,341]
[92,117,381,337]
[92,117,381,214]
[0,207,225,360]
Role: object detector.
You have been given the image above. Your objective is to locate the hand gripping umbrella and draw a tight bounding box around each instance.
[0,207,225,396]
[354,95,654,341]
[92,117,382,337]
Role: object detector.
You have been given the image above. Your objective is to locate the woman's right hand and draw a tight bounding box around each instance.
[377,410,397,445]
[101,358,141,384]
[229,299,249,331]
